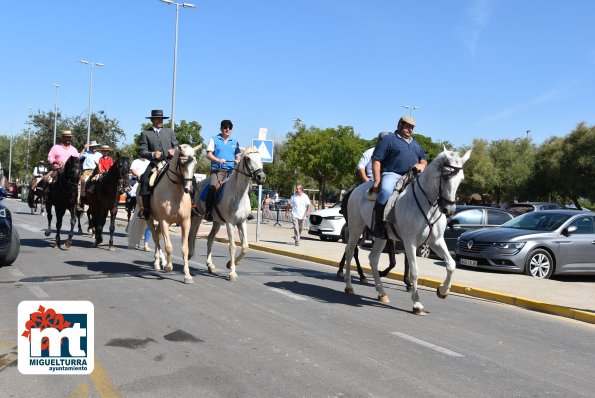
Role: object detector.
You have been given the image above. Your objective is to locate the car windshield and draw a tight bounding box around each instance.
[501,212,571,231]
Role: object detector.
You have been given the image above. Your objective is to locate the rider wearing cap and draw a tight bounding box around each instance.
[370,115,428,238]
[203,119,242,221]
[44,130,80,186]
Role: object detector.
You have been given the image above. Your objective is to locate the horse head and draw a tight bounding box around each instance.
[432,148,471,217]
[239,146,266,185]
[173,144,199,193]
[63,156,82,185]
[115,156,131,194]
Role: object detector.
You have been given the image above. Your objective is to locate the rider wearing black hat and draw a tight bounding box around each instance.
[137,109,179,219]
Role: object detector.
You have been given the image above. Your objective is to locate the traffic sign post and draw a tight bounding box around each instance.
[252,139,274,163]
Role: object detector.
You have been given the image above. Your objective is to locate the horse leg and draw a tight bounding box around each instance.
[55,208,65,249]
[230,221,249,267]
[337,252,346,279]
[353,246,368,284]
[224,222,238,281]
[108,208,117,251]
[148,219,162,271]
[187,212,202,261]
[64,207,77,248]
[429,239,456,299]
[368,238,389,302]
[205,223,221,274]
[161,221,174,273]
[403,242,424,315]
[93,212,104,247]
[343,229,362,295]
[45,203,53,237]
[379,240,396,277]
[180,217,193,284]
[403,252,412,291]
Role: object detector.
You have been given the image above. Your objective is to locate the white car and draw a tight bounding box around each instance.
[308,202,345,242]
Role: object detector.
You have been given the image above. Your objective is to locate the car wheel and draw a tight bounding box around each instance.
[416,243,431,258]
[524,248,554,279]
[341,225,349,243]
[0,228,20,266]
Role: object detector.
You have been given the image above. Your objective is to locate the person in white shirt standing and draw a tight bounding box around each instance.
[288,184,311,246]
[129,156,152,251]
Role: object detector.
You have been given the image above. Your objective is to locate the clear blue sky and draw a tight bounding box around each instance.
[2,0,594,149]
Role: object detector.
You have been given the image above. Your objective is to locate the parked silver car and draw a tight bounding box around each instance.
[455,210,595,279]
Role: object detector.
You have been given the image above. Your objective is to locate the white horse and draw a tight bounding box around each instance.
[127,144,199,283]
[343,148,472,315]
[188,146,266,281]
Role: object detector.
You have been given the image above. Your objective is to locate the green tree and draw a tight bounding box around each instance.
[130,120,204,159]
[458,139,496,202]
[489,138,536,202]
[282,123,367,209]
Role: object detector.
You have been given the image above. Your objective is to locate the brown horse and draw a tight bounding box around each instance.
[127,144,199,283]
[85,156,131,249]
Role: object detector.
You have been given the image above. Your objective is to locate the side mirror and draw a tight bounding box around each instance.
[563,225,577,236]
[448,219,460,229]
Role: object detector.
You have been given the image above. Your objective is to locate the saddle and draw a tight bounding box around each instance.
[199,182,227,204]
[148,160,168,190]
[385,168,419,223]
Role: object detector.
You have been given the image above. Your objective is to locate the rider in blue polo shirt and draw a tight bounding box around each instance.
[204,119,242,221]
[370,115,428,238]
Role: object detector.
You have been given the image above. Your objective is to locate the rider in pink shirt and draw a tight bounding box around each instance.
[48,130,80,170]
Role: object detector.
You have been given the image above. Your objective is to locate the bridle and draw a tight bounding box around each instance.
[116,158,131,194]
[165,153,196,186]
[409,161,464,244]
[233,152,263,180]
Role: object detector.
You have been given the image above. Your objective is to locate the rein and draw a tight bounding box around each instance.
[164,155,195,186]
[408,162,463,245]
[233,154,263,180]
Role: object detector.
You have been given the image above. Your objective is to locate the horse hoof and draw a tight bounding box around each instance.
[50,243,56,248]
[344,287,354,295]
[406,285,413,292]
[109,246,116,252]
[44,230,51,237]
[377,295,390,303]
[413,307,427,316]
[228,274,238,282]
[207,266,216,274]
[379,271,388,278]
[359,276,369,285]
[64,242,71,249]
[164,265,173,273]
[436,287,449,299]
[336,271,344,279]
[184,277,194,284]
[226,261,232,270]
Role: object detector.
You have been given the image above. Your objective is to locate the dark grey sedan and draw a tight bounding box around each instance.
[455,210,595,279]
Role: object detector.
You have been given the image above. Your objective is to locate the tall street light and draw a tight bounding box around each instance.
[52,84,60,145]
[159,0,197,132]
[8,122,12,183]
[26,107,32,180]
[79,60,105,145]
[401,105,420,116]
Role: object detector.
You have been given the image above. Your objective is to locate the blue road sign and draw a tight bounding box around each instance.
[252,139,274,163]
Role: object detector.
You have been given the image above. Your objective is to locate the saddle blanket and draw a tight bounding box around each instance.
[199,183,226,204]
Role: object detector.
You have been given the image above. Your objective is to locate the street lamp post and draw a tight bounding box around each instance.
[159,0,197,132]
[526,130,531,139]
[401,105,420,116]
[8,122,12,183]
[52,84,59,145]
[26,107,32,180]
[79,60,105,145]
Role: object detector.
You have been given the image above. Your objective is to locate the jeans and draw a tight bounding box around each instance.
[377,172,403,205]
[144,227,152,243]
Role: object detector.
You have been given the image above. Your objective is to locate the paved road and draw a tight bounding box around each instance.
[1,199,595,397]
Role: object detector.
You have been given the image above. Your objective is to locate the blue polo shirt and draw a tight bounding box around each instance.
[371,133,427,175]
[208,134,241,171]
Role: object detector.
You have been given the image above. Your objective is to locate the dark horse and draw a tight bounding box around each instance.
[27,177,45,215]
[44,156,82,248]
[84,156,131,249]
[336,189,412,290]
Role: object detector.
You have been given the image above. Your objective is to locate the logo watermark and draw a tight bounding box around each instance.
[18,301,94,375]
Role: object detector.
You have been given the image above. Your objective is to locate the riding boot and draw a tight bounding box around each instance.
[371,203,387,239]
[205,186,216,222]
[138,194,151,219]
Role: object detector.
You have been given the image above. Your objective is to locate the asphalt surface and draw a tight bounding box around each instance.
[200,208,595,325]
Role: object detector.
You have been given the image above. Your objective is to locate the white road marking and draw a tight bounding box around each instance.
[9,268,25,278]
[27,285,50,299]
[269,287,307,301]
[391,332,464,357]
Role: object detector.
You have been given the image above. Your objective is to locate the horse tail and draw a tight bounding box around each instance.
[340,189,354,225]
[126,213,146,249]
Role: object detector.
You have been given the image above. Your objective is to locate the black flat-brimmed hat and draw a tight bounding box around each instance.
[146,109,169,119]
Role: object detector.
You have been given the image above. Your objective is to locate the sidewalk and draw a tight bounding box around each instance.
[118,209,595,325]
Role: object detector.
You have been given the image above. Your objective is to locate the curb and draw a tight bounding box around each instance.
[211,236,595,326]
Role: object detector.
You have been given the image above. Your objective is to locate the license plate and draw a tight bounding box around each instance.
[309,226,318,231]
[460,258,477,267]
